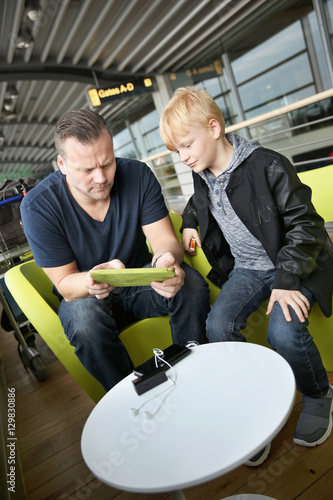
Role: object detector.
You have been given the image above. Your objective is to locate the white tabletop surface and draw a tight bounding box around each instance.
[81,342,295,494]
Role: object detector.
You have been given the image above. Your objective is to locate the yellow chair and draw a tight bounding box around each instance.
[168,211,192,265]
[169,211,220,304]
[297,165,333,370]
[119,316,171,367]
[4,260,106,402]
[298,165,333,222]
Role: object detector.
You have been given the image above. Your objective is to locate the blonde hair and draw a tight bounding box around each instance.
[160,86,225,151]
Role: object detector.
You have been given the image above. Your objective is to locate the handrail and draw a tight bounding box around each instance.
[141,88,333,163]
[225,88,333,132]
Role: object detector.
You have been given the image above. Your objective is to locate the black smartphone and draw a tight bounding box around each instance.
[133,344,191,377]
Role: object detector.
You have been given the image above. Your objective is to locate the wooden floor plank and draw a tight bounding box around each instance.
[296,467,333,500]
[16,390,94,440]
[26,461,120,500]
[23,442,94,493]
[20,416,87,471]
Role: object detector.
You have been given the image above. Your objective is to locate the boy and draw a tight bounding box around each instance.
[160,86,333,465]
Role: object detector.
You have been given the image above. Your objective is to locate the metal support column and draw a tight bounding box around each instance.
[313,0,333,87]
[221,52,250,139]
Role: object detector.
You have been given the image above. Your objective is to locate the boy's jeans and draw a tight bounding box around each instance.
[206,268,329,398]
[58,263,210,391]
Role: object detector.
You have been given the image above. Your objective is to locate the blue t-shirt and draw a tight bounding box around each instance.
[20,158,168,272]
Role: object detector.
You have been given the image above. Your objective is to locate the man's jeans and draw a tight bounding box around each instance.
[58,262,210,391]
[206,268,329,398]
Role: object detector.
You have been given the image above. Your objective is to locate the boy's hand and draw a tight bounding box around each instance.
[182,228,201,255]
[87,259,125,299]
[150,251,184,298]
[266,289,310,323]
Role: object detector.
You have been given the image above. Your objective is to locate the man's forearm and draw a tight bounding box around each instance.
[53,271,91,302]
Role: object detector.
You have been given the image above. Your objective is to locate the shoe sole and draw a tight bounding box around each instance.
[244,442,271,466]
[293,385,333,447]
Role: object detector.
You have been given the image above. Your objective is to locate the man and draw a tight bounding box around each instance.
[21,108,210,390]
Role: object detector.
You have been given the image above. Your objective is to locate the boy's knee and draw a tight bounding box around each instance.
[267,322,295,352]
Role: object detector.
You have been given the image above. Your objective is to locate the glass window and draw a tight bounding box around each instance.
[130,122,146,158]
[114,143,137,159]
[198,75,230,96]
[144,128,165,155]
[138,109,159,133]
[113,128,132,151]
[113,126,138,159]
[131,109,163,158]
[194,75,237,126]
[246,85,316,121]
[232,22,306,85]
[215,94,236,126]
[239,53,314,118]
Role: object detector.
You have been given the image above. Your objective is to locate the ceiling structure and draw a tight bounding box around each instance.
[0,0,310,180]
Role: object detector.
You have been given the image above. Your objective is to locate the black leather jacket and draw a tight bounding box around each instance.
[181,147,333,317]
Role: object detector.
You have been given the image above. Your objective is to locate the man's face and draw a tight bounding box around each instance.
[57,129,116,203]
[173,122,220,175]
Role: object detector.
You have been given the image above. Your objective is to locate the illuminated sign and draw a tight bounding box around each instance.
[88,78,155,107]
[169,60,223,89]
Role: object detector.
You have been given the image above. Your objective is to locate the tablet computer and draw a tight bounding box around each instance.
[90,267,175,287]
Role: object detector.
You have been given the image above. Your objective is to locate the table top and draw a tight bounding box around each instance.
[81,342,295,494]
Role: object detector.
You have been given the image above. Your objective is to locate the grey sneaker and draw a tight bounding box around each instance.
[244,442,271,466]
[294,385,333,447]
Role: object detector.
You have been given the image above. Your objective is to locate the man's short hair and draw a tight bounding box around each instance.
[54,108,111,158]
[160,86,225,151]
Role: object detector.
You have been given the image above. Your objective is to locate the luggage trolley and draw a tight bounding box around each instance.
[0,182,46,381]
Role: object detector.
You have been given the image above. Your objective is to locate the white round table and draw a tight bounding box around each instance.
[81,342,295,498]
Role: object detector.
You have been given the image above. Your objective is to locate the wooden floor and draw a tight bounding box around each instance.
[0,326,332,500]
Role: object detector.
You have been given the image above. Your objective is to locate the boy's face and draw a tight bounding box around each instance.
[173,121,220,175]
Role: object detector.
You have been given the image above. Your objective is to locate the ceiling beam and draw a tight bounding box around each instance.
[0,62,143,85]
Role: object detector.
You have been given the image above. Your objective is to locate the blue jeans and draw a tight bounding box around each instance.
[58,263,210,390]
[206,268,329,398]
